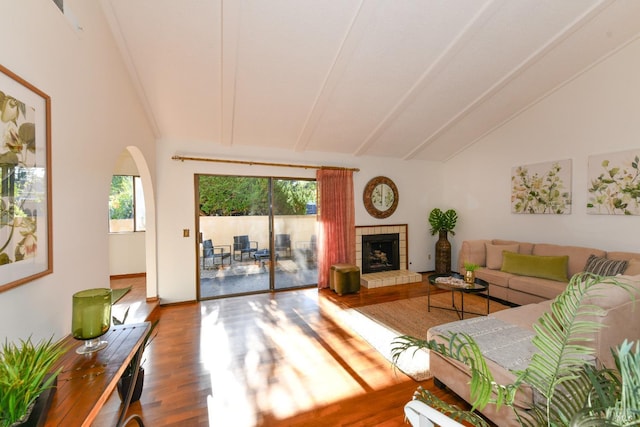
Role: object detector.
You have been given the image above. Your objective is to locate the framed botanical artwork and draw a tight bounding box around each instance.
[0,65,52,292]
[587,149,640,215]
[511,159,572,214]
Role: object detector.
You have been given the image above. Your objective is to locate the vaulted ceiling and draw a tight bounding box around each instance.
[100,0,640,162]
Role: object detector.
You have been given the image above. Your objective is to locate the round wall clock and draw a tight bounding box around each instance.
[363,176,398,219]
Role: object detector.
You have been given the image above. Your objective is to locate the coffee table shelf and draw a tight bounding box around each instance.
[428,272,490,319]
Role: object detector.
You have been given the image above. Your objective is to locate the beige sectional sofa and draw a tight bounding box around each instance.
[425,240,640,426]
[458,239,640,305]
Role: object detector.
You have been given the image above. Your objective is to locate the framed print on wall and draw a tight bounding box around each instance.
[511,159,572,214]
[0,65,52,293]
[587,149,640,215]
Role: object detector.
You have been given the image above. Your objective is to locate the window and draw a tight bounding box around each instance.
[109,175,145,232]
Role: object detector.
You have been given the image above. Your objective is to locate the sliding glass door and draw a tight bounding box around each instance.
[196,175,316,299]
[272,179,318,290]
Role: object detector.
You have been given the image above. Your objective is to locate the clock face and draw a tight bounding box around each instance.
[363,177,398,218]
[372,183,395,211]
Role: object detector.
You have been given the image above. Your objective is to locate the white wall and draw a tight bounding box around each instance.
[444,37,640,269]
[109,232,146,275]
[0,0,155,343]
[157,142,442,303]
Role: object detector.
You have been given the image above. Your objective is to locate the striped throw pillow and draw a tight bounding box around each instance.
[583,254,628,277]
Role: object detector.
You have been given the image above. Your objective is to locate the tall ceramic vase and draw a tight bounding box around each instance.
[435,230,451,274]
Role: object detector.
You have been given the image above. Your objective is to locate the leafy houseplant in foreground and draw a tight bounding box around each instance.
[392,272,640,426]
[572,339,640,426]
[0,336,66,427]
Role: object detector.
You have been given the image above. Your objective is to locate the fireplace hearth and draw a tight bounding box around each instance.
[361,233,400,274]
[355,224,422,288]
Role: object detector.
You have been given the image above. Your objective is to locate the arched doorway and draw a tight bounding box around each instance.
[109,147,158,300]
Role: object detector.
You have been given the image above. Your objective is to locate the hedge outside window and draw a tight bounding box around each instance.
[109,175,145,232]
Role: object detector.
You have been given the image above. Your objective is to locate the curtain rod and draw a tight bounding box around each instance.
[171,155,360,172]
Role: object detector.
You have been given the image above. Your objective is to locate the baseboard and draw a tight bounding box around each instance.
[110,272,146,280]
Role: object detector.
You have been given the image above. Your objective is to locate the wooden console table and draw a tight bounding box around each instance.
[45,322,150,427]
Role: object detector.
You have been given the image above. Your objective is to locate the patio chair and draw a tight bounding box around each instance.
[275,234,291,258]
[202,239,231,269]
[233,235,258,261]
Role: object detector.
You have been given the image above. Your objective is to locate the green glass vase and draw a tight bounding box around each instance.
[72,288,112,354]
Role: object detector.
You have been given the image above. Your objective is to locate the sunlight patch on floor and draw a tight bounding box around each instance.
[200,290,405,423]
[258,300,406,420]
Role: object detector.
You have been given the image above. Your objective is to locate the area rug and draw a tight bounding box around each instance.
[111,286,131,304]
[343,293,510,381]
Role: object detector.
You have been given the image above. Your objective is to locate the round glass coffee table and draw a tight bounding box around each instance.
[428,272,490,319]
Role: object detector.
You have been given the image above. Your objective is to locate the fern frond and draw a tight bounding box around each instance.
[522,272,635,426]
[392,333,515,411]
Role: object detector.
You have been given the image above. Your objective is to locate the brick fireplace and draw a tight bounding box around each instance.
[355,224,421,288]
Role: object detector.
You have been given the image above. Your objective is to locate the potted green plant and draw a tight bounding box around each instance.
[463,262,479,284]
[428,208,458,274]
[112,309,159,403]
[0,336,66,427]
[392,272,640,426]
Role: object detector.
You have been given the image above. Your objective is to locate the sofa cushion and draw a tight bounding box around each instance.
[624,258,640,276]
[607,251,640,262]
[490,300,552,331]
[581,274,640,309]
[486,243,520,269]
[508,275,568,300]
[430,316,537,374]
[459,239,492,268]
[427,333,535,412]
[583,254,628,277]
[475,268,513,288]
[577,274,640,368]
[533,244,604,277]
[493,239,534,255]
[501,252,569,282]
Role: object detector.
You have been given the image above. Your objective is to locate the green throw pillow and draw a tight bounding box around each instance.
[501,252,569,282]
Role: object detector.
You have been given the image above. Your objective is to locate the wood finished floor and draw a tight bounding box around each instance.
[95,275,477,427]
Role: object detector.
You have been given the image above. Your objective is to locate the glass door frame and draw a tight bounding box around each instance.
[195,174,317,300]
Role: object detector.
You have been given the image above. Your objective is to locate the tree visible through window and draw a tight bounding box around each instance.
[198,176,316,216]
[109,175,145,232]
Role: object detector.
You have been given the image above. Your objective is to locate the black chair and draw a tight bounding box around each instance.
[202,239,231,269]
[233,235,258,261]
[275,234,291,258]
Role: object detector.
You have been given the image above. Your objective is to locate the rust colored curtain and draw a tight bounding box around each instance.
[316,169,355,288]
